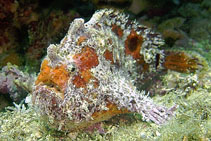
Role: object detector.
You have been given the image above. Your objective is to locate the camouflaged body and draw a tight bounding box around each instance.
[33,9,202,131]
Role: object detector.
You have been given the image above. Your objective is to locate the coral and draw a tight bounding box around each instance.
[32,9,206,132]
[0,63,35,103]
[175,2,211,42]
[0,28,18,56]
[0,0,18,19]
[0,0,80,71]
[0,0,39,68]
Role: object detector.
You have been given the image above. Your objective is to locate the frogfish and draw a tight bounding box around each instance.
[32,9,206,131]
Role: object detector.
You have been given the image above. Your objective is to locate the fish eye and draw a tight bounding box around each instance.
[67,63,77,73]
[71,67,76,72]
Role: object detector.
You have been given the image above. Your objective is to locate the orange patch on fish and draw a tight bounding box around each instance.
[36,59,69,98]
[73,46,99,71]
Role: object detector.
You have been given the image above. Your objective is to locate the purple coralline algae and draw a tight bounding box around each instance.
[0,64,35,103]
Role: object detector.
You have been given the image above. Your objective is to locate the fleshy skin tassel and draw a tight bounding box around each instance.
[32,9,205,131]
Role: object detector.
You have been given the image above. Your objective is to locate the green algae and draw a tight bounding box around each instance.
[192,40,211,65]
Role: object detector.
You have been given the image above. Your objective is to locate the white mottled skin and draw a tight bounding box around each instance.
[33,9,176,131]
